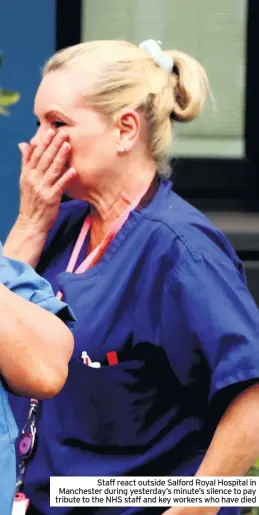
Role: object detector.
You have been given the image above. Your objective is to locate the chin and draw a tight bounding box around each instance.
[64,184,86,201]
[63,174,81,200]
[64,189,80,200]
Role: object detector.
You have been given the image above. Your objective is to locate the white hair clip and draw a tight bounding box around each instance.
[139,39,174,73]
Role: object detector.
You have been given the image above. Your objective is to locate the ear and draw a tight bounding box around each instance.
[115,109,141,153]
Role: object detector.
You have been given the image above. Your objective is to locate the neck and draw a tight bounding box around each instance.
[85,164,157,252]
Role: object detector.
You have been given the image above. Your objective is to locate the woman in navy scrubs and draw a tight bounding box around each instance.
[5,39,259,515]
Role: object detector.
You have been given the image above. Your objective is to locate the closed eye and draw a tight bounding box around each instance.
[35,120,66,129]
[52,121,67,128]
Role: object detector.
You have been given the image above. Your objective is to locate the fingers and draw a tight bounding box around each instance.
[45,141,72,185]
[29,129,56,170]
[35,131,69,174]
[51,167,77,197]
[18,142,33,166]
[19,130,75,199]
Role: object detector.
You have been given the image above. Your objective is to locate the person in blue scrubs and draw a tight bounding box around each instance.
[0,245,75,515]
[5,39,259,515]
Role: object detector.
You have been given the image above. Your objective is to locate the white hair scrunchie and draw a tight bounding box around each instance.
[139,39,174,73]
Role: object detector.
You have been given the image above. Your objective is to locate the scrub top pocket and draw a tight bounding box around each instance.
[52,349,179,449]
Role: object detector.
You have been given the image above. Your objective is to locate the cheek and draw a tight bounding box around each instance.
[66,135,86,169]
[69,133,115,170]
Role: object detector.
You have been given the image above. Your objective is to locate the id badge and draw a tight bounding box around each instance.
[12,493,30,515]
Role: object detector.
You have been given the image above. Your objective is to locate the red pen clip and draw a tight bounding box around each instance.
[106,351,119,365]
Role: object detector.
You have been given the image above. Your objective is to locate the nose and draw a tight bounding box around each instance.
[30,125,47,147]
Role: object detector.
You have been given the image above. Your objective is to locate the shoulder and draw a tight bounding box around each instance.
[141,180,242,273]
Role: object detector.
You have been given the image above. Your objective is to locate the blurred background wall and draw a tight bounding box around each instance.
[0,0,55,238]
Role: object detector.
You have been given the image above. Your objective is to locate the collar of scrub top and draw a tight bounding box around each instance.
[58,182,151,279]
[139,39,174,73]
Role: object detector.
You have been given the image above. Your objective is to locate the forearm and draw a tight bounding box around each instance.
[189,385,259,515]
[3,219,47,268]
[196,384,259,477]
[163,385,259,515]
[0,283,74,398]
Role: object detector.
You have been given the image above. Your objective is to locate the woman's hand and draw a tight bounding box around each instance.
[3,129,77,267]
[18,128,76,233]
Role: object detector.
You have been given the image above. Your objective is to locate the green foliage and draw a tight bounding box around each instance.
[0,52,20,115]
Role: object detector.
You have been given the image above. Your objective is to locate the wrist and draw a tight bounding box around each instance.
[15,215,48,237]
[3,219,48,268]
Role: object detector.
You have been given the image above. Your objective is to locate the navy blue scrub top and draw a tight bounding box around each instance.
[9,179,259,515]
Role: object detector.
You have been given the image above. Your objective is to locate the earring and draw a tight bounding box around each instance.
[118,147,126,154]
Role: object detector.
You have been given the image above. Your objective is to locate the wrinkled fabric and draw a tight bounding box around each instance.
[9,180,259,515]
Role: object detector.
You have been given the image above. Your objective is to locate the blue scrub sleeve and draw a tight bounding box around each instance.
[0,244,76,328]
[163,252,259,401]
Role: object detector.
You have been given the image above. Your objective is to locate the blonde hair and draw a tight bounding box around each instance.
[44,40,209,172]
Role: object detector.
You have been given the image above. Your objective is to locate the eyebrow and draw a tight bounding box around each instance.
[34,109,74,124]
